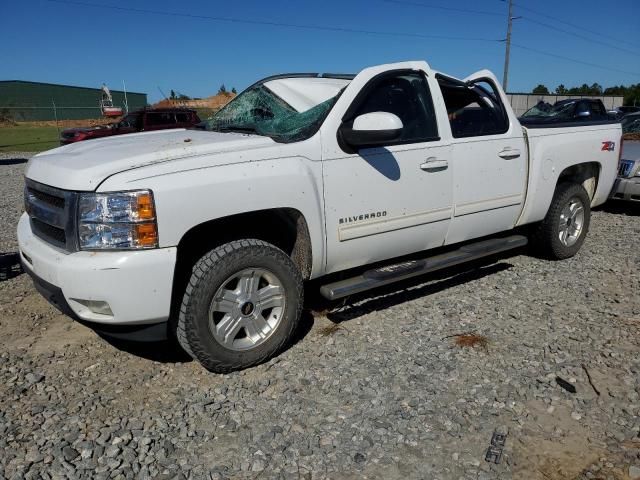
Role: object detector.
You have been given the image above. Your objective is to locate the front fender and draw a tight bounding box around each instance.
[99,153,326,278]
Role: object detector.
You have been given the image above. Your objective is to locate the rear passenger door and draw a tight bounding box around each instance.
[437,73,527,245]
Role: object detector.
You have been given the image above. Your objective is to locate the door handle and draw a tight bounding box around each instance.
[498,148,521,160]
[420,158,449,171]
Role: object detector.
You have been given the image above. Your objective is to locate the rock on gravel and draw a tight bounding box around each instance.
[1,152,639,479]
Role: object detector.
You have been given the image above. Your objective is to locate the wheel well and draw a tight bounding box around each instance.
[169,209,313,325]
[557,162,600,200]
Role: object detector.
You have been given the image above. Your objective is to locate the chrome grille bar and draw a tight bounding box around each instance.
[24,179,79,252]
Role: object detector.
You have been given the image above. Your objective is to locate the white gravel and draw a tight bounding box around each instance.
[1,152,639,479]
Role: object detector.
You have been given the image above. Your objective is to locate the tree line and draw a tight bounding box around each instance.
[531,83,640,105]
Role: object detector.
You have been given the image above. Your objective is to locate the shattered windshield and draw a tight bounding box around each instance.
[622,114,640,134]
[205,77,349,143]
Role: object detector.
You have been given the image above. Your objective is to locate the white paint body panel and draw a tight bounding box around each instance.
[18,60,621,326]
[517,124,620,225]
[17,213,176,325]
[445,70,528,244]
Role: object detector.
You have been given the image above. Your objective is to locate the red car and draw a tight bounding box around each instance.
[60,108,201,145]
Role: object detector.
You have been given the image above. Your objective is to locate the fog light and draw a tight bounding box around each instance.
[72,299,113,316]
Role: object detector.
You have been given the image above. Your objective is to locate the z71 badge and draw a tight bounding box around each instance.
[601,141,616,152]
[339,211,387,225]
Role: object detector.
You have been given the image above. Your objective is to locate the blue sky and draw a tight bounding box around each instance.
[2,0,639,102]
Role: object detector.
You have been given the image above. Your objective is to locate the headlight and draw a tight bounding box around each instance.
[78,190,158,250]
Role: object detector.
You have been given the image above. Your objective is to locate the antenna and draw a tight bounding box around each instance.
[157,86,168,100]
[122,80,129,114]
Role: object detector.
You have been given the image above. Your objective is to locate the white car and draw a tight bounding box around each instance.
[18,61,621,372]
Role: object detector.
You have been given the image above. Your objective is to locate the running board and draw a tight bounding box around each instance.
[320,235,527,300]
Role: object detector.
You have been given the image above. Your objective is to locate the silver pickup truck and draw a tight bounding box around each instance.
[611,141,640,202]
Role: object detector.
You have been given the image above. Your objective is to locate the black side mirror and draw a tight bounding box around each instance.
[339,112,403,150]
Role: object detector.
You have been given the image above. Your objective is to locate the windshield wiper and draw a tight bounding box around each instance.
[215,125,259,134]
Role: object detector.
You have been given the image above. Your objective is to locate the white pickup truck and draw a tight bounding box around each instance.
[18,61,621,372]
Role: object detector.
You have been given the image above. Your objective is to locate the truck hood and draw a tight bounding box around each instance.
[25,129,274,191]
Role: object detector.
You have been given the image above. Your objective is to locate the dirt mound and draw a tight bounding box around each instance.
[153,92,235,111]
[624,132,640,141]
[11,118,116,129]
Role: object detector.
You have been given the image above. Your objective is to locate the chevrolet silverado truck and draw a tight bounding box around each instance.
[18,61,621,372]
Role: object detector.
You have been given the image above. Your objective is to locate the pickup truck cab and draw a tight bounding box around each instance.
[19,61,621,372]
[60,108,201,144]
[520,98,611,124]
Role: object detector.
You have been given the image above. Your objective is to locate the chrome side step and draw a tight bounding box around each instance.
[319,235,527,300]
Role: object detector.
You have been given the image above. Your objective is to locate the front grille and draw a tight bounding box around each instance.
[27,187,65,209]
[25,179,78,252]
[31,218,66,246]
[618,160,634,178]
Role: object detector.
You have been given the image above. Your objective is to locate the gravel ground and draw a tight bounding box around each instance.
[1,151,640,480]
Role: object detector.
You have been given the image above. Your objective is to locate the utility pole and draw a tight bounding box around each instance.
[502,0,514,91]
[122,80,129,114]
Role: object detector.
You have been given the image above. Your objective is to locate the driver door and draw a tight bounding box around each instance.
[321,69,453,274]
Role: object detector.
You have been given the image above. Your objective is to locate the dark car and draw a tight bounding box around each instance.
[60,108,201,145]
[622,112,640,134]
[520,99,610,125]
[616,106,640,117]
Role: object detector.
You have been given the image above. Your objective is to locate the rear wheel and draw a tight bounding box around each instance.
[530,182,591,260]
[177,239,303,372]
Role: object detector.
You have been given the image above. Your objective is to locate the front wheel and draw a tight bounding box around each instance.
[177,239,303,373]
[530,182,591,260]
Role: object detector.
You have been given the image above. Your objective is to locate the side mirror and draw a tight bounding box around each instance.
[339,112,403,150]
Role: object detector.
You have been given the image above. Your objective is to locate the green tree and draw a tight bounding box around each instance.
[532,84,550,95]
[217,84,227,94]
[555,84,568,95]
[231,87,237,94]
[170,89,176,100]
[623,84,640,105]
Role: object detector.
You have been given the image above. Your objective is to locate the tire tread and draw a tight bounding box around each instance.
[177,239,303,373]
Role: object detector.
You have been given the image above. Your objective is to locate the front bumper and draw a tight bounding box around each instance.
[610,176,640,201]
[17,213,177,326]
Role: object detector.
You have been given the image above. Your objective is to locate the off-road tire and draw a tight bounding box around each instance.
[530,182,591,260]
[177,239,303,373]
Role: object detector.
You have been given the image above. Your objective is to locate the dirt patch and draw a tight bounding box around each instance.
[514,402,604,480]
[452,333,489,349]
[624,133,640,141]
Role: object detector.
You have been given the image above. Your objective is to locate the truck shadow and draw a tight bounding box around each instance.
[0,157,29,166]
[0,252,23,281]
[96,252,520,366]
[597,200,640,217]
[319,262,512,325]
[97,336,193,364]
[303,257,515,327]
